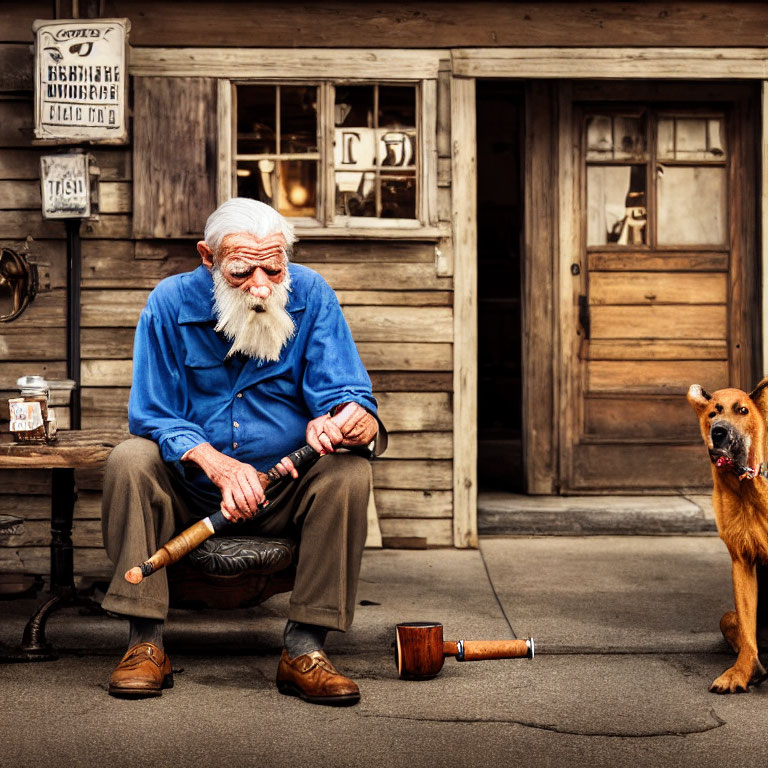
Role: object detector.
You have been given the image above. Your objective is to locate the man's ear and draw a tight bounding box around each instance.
[687,384,712,413]
[197,240,215,269]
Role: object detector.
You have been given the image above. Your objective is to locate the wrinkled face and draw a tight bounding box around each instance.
[202,231,295,361]
[198,232,288,304]
[687,385,764,473]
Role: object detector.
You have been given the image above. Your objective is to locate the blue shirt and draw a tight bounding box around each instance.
[128,263,378,505]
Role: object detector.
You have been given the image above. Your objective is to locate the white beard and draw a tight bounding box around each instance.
[211,268,295,362]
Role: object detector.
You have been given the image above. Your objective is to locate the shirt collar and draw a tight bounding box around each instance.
[178,265,216,324]
[177,264,305,325]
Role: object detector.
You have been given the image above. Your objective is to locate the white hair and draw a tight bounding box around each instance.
[203,198,297,256]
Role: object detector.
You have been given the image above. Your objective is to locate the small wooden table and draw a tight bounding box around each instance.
[0,430,125,659]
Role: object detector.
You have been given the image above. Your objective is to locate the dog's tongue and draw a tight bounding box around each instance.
[715,456,733,469]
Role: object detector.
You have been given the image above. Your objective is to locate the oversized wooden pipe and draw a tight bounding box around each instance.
[124,443,319,584]
[124,403,366,585]
[395,622,534,680]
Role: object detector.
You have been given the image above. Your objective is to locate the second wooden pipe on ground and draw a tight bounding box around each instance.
[395,621,534,680]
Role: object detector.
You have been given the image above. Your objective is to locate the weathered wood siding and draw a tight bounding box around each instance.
[0,5,457,582]
[107,2,768,48]
[77,238,457,554]
[0,5,70,577]
[2,0,766,578]
[0,81,137,578]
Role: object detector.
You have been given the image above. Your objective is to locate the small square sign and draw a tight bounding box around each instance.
[40,153,92,218]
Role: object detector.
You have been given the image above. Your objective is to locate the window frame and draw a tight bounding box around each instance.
[220,77,439,237]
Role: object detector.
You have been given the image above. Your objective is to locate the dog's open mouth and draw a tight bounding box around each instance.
[709,450,755,479]
[709,450,736,471]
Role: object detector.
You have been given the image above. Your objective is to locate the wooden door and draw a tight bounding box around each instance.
[561,83,758,492]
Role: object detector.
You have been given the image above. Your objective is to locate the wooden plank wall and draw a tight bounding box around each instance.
[0,6,457,585]
[108,2,768,48]
[0,97,137,581]
[4,0,760,579]
[76,238,457,555]
[0,3,69,583]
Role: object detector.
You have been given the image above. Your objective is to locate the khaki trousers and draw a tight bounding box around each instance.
[101,437,370,631]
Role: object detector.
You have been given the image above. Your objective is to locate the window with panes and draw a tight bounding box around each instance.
[234,82,418,224]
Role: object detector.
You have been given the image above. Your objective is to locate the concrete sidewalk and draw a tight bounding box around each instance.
[2,535,768,768]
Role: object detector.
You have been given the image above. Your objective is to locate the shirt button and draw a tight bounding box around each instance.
[236,393,243,399]
[232,442,238,449]
[233,421,239,428]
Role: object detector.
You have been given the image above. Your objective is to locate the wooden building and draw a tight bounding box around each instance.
[1,2,767,584]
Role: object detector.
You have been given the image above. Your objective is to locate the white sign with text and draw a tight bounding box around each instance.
[33,18,130,143]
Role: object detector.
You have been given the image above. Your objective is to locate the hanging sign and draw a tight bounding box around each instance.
[40,153,94,218]
[32,18,130,144]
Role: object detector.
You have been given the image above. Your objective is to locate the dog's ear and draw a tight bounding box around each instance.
[749,377,768,459]
[749,376,768,421]
[687,384,712,413]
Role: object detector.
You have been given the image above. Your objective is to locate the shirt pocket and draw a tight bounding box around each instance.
[183,348,231,401]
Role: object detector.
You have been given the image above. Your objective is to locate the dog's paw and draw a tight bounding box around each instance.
[710,666,752,694]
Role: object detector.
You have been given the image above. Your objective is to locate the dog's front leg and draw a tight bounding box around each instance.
[711,558,766,693]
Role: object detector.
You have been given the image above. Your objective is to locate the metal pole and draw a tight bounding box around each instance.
[65,218,81,430]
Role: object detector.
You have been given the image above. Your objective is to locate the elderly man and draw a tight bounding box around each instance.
[101,198,384,706]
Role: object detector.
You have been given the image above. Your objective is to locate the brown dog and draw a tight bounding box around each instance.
[688,379,768,693]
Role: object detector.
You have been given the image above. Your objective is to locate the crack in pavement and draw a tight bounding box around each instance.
[360,708,727,738]
[478,544,518,638]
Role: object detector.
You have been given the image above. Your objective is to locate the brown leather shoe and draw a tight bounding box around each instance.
[108,642,173,698]
[276,649,360,706]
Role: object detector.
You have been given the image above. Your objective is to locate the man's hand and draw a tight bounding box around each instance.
[303,402,378,457]
[183,442,267,522]
[305,413,344,455]
[335,402,378,447]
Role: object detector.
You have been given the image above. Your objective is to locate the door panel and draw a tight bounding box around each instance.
[584,395,703,440]
[587,359,728,393]
[589,272,727,305]
[561,85,758,492]
[571,444,711,491]
[588,251,729,271]
[586,339,728,361]
[589,304,728,340]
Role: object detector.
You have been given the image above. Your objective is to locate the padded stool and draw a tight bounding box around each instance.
[167,535,297,610]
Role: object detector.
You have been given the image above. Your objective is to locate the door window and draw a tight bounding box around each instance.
[656,116,727,245]
[586,110,727,248]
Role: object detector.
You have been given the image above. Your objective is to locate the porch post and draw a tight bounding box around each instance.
[450,75,478,548]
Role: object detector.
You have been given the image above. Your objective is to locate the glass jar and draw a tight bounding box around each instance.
[9,375,54,443]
